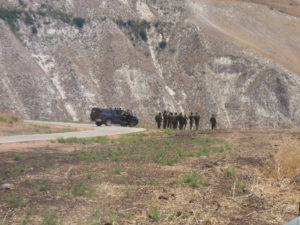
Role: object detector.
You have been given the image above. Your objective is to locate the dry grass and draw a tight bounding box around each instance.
[0,112,23,125]
[276,139,300,179]
[0,128,299,224]
[0,113,78,136]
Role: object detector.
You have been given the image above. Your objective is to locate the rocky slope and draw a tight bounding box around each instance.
[0,0,300,128]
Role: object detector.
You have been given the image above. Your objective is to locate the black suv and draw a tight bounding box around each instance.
[90,108,139,127]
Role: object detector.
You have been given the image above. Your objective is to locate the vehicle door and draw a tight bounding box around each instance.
[113,109,122,124]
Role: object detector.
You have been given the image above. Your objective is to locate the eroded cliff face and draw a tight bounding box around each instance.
[0,0,300,128]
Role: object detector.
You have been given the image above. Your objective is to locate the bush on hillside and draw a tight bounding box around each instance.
[159,41,167,49]
[73,17,85,28]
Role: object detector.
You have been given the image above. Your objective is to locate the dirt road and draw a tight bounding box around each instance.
[0,120,145,144]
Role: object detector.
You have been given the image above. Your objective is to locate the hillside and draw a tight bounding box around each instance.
[0,0,300,128]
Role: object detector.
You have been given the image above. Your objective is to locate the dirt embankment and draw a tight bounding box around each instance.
[0,113,82,136]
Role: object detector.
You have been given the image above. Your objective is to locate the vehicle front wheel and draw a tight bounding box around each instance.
[96,122,102,126]
[105,119,112,126]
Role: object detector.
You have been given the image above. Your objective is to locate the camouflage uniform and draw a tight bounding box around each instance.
[173,112,178,129]
[178,113,184,130]
[163,111,168,129]
[168,112,173,128]
[155,112,162,129]
[194,113,200,130]
[210,115,217,130]
[189,112,194,130]
[183,114,187,130]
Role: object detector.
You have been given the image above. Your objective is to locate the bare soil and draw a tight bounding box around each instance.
[0,128,299,225]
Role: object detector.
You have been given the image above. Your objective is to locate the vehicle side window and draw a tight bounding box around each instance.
[115,110,122,115]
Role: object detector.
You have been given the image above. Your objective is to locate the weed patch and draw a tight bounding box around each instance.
[235,180,246,189]
[13,154,25,161]
[71,181,94,196]
[225,167,236,179]
[181,172,209,188]
[112,167,123,174]
[43,209,58,225]
[57,136,109,144]
[148,206,161,222]
[6,192,25,208]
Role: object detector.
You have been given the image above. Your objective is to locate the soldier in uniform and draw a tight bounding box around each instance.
[178,113,184,130]
[194,112,200,130]
[173,112,178,129]
[167,112,172,128]
[189,112,194,130]
[163,110,168,129]
[183,114,187,130]
[155,112,162,129]
[210,114,217,130]
[169,112,174,128]
[121,111,127,121]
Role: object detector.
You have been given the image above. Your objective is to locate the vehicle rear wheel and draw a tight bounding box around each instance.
[96,122,102,126]
[129,121,137,127]
[105,119,112,126]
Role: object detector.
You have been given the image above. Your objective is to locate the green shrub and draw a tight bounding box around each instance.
[158,157,178,166]
[182,172,209,188]
[10,115,20,122]
[139,29,147,42]
[182,173,199,188]
[225,167,236,179]
[6,192,25,208]
[148,206,160,222]
[72,181,88,196]
[159,41,167,49]
[73,17,85,28]
[43,210,58,225]
[31,26,37,34]
[13,154,25,161]
[112,167,123,174]
[235,181,246,189]
[39,179,49,192]
[24,12,34,25]
[0,7,22,32]
[37,10,46,17]
[0,116,7,122]
[49,9,72,24]
[116,18,150,42]
[86,173,93,180]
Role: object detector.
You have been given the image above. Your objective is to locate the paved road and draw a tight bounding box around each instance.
[0,120,146,144]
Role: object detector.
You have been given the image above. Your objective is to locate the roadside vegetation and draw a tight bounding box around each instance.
[54,129,232,166]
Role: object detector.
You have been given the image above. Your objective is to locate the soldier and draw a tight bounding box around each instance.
[121,111,127,121]
[169,112,174,128]
[210,114,217,130]
[173,112,178,129]
[194,112,200,130]
[155,112,162,129]
[189,112,194,130]
[178,112,184,130]
[167,112,172,128]
[183,114,187,130]
[163,110,168,129]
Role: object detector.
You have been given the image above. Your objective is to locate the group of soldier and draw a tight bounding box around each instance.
[155,111,217,130]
